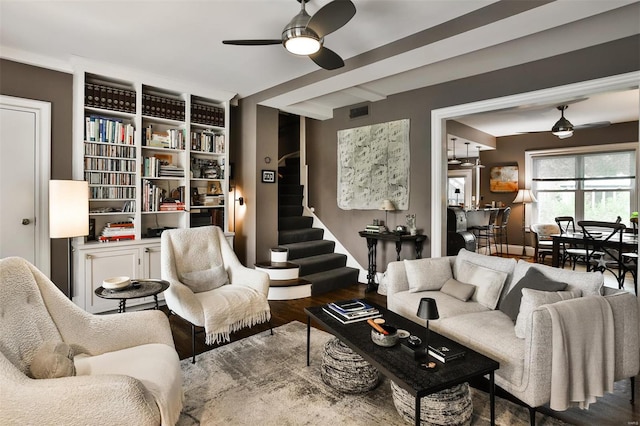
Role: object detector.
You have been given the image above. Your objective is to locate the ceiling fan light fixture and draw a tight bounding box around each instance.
[284,33,321,55]
[551,105,574,138]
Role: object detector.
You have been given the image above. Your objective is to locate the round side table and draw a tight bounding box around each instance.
[94,279,169,313]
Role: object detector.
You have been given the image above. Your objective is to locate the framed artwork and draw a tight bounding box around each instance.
[207,181,222,195]
[262,169,276,183]
[490,166,519,193]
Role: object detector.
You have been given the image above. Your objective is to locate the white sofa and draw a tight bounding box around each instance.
[385,249,639,414]
[0,257,183,426]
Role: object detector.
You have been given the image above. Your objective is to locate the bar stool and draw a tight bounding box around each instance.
[493,207,511,256]
[474,209,499,255]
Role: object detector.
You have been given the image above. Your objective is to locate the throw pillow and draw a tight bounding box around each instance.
[440,278,476,302]
[514,288,582,339]
[180,264,229,293]
[404,257,452,293]
[499,268,568,322]
[30,341,76,379]
[456,260,508,309]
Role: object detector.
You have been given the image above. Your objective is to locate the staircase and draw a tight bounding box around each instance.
[277,157,359,295]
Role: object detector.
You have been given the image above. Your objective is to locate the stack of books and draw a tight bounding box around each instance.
[99,222,135,242]
[364,224,386,233]
[322,299,382,324]
[428,344,466,363]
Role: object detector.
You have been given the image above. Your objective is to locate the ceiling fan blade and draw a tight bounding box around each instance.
[222,39,282,46]
[309,46,344,70]
[574,121,610,130]
[307,0,356,38]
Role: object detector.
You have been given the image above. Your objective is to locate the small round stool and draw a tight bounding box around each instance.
[321,337,379,394]
[390,380,472,426]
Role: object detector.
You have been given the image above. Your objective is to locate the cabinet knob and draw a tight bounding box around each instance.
[21,218,31,225]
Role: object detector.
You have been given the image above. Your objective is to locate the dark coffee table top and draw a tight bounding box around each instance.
[305,301,499,398]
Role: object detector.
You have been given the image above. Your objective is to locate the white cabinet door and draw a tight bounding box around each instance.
[142,244,162,279]
[83,248,139,313]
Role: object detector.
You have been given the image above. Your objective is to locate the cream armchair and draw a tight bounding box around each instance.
[0,257,183,426]
[161,226,271,363]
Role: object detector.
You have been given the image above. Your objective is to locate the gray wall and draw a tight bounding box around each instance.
[305,36,640,271]
[0,59,73,295]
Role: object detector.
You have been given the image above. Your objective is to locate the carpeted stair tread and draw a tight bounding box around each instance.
[278,216,313,231]
[279,205,304,217]
[291,253,348,276]
[278,184,303,196]
[279,194,304,206]
[279,240,336,259]
[303,266,360,296]
[278,228,324,245]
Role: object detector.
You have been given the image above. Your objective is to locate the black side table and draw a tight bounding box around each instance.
[95,279,170,313]
[358,231,427,292]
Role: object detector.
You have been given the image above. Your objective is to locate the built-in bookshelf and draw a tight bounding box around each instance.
[74,70,231,245]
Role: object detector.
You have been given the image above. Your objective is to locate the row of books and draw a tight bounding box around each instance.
[322,299,382,324]
[191,103,225,127]
[142,156,185,178]
[89,186,136,200]
[142,94,186,122]
[84,142,136,159]
[142,126,186,150]
[190,131,225,153]
[85,116,135,145]
[85,171,135,186]
[85,83,136,114]
[84,157,136,173]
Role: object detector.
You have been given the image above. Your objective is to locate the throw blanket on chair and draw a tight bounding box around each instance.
[544,296,614,410]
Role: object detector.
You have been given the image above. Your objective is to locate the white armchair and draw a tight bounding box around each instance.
[161,226,271,362]
[0,257,183,426]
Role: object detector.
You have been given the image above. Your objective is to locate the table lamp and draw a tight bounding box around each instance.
[379,199,395,228]
[417,297,439,370]
[512,188,537,256]
[50,180,89,299]
[454,188,460,205]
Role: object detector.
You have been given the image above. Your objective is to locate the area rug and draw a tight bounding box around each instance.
[178,321,566,425]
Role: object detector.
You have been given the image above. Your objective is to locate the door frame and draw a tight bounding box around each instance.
[0,95,51,275]
[430,71,640,257]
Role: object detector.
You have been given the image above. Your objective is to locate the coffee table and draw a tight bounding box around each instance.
[95,279,169,313]
[305,302,499,426]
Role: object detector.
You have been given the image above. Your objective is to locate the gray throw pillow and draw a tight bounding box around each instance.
[404,257,452,292]
[440,278,476,302]
[499,268,568,322]
[180,264,229,293]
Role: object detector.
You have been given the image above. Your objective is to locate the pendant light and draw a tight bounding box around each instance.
[448,138,461,165]
[460,142,474,167]
[551,105,574,139]
[474,146,485,168]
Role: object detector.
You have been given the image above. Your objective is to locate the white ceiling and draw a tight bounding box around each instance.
[1,0,639,135]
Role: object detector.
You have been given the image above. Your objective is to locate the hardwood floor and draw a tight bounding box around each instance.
[161,275,639,426]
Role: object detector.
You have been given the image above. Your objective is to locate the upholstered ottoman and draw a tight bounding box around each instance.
[320,337,379,394]
[390,381,472,426]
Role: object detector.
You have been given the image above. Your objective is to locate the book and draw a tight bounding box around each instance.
[328,299,376,315]
[428,344,466,363]
[322,306,382,324]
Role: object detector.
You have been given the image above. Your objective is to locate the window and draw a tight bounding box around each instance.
[528,144,637,227]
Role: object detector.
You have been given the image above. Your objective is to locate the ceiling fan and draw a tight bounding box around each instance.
[222,0,356,71]
[522,104,610,139]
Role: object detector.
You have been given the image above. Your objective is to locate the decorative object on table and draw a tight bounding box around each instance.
[49,180,89,299]
[321,337,380,394]
[102,276,131,291]
[406,213,417,235]
[337,119,410,210]
[490,165,518,193]
[394,224,407,234]
[513,188,537,256]
[416,297,440,370]
[390,381,472,426]
[261,169,276,183]
[370,324,399,347]
[379,199,395,228]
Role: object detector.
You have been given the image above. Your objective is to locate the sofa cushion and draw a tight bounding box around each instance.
[180,264,229,293]
[440,278,475,302]
[454,249,517,306]
[499,268,568,321]
[510,260,603,297]
[404,257,452,292]
[456,260,508,310]
[437,310,526,389]
[514,288,582,338]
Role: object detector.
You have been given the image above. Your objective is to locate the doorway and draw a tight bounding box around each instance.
[430,72,640,257]
[0,95,51,275]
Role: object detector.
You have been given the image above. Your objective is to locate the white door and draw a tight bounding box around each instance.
[0,96,51,275]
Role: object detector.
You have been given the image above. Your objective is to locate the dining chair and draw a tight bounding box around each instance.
[530,223,560,264]
[577,220,636,292]
[493,206,511,256]
[554,216,596,269]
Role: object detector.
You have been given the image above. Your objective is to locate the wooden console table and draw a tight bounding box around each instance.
[358,231,427,293]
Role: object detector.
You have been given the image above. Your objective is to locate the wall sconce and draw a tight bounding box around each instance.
[237,196,244,206]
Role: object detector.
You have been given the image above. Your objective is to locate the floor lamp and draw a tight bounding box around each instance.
[49,180,89,299]
[512,189,537,257]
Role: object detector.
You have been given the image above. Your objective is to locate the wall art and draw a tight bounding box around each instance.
[489,165,519,193]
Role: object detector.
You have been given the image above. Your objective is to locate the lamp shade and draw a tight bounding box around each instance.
[416,297,439,320]
[50,180,89,238]
[512,189,537,204]
[454,188,461,194]
[380,199,396,211]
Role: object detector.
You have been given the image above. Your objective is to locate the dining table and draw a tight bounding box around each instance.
[551,231,639,268]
